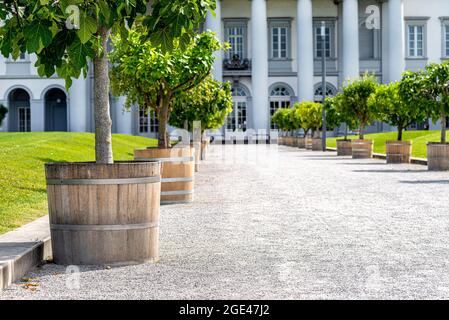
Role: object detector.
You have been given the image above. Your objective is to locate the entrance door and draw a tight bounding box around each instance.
[226,101,247,131]
[45,89,67,132]
[17,106,31,132]
[269,100,290,130]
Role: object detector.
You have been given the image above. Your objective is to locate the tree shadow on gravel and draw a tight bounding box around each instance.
[353,169,428,173]
[400,180,449,185]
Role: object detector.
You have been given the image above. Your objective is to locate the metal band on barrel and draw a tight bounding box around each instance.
[161,190,194,196]
[50,222,159,231]
[135,156,194,163]
[46,176,161,185]
[161,177,194,183]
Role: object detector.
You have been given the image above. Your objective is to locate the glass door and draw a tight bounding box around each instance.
[226,101,247,131]
[18,107,31,132]
[270,100,290,130]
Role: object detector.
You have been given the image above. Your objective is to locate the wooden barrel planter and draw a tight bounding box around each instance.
[135,147,195,205]
[291,137,299,148]
[427,143,449,171]
[305,137,313,150]
[386,141,412,164]
[312,138,322,151]
[352,139,373,159]
[45,162,161,266]
[297,137,306,149]
[336,140,352,156]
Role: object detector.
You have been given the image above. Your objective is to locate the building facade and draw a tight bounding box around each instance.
[1,0,449,136]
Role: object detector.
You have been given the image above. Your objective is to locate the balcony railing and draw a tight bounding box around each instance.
[223,55,251,71]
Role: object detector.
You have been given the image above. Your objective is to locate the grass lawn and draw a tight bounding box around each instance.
[327,130,448,159]
[0,132,157,234]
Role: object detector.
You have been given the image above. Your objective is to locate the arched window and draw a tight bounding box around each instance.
[269,84,292,130]
[314,83,337,102]
[270,85,292,97]
[227,85,248,131]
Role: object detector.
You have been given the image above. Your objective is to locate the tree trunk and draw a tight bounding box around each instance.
[359,123,365,140]
[344,123,348,140]
[157,95,171,149]
[441,112,447,143]
[94,27,113,164]
[397,125,403,141]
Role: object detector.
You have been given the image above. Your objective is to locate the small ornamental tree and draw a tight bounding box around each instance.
[414,62,449,143]
[369,82,427,141]
[340,74,379,140]
[169,77,233,136]
[0,0,215,163]
[0,104,7,127]
[110,29,224,148]
[289,106,302,136]
[296,101,322,137]
[272,108,291,134]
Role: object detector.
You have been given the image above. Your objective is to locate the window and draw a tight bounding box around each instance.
[139,109,148,133]
[272,27,288,59]
[408,25,424,57]
[139,109,159,134]
[226,85,248,131]
[227,27,244,59]
[19,53,26,60]
[314,83,337,102]
[445,24,449,57]
[269,85,292,130]
[315,26,331,58]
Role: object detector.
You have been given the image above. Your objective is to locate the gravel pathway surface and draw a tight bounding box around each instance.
[2,144,449,300]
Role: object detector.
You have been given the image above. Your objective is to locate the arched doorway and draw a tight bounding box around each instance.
[8,88,31,132]
[269,84,293,130]
[226,84,249,132]
[45,88,67,132]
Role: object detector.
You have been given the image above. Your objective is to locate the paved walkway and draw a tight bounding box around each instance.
[2,144,449,299]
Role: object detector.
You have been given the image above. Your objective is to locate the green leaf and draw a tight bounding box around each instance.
[77,13,97,44]
[24,21,53,53]
[68,38,93,70]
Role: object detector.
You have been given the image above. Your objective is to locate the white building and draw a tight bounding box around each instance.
[1,0,449,136]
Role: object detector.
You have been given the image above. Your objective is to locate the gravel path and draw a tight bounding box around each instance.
[2,144,449,300]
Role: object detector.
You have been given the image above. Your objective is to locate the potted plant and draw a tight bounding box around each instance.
[405,63,449,170]
[327,94,357,156]
[169,76,233,165]
[296,101,322,151]
[272,108,291,146]
[110,29,224,204]
[0,0,215,265]
[0,104,7,128]
[370,82,426,163]
[288,105,303,148]
[340,74,379,159]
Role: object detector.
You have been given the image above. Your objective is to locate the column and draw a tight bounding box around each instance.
[342,0,360,82]
[69,76,87,132]
[205,0,223,81]
[297,0,315,101]
[388,0,405,82]
[30,99,44,132]
[251,0,269,131]
[115,96,133,135]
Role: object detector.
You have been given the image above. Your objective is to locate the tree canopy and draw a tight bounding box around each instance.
[169,76,233,134]
[339,74,379,139]
[272,108,292,133]
[295,101,322,136]
[110,28,224,148]
[369,82,427,141]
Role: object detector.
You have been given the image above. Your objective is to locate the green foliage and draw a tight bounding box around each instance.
[0,104,7,127]
[272,108,293,132]
[0,0,215,87]
[110,28,224,147]
[169,77,233,133]
[295,101,323,135]
[399,62,449,142]
[369,82,427,141]
[339,73,379,139]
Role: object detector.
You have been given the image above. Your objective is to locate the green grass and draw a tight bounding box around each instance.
[327,130,448,159]
[0,132,157,234]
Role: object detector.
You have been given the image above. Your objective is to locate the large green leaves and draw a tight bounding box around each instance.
[24,20,53,53]
[77,12,97,44]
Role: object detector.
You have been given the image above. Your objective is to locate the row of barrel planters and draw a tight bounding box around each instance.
[279,135,412,164]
